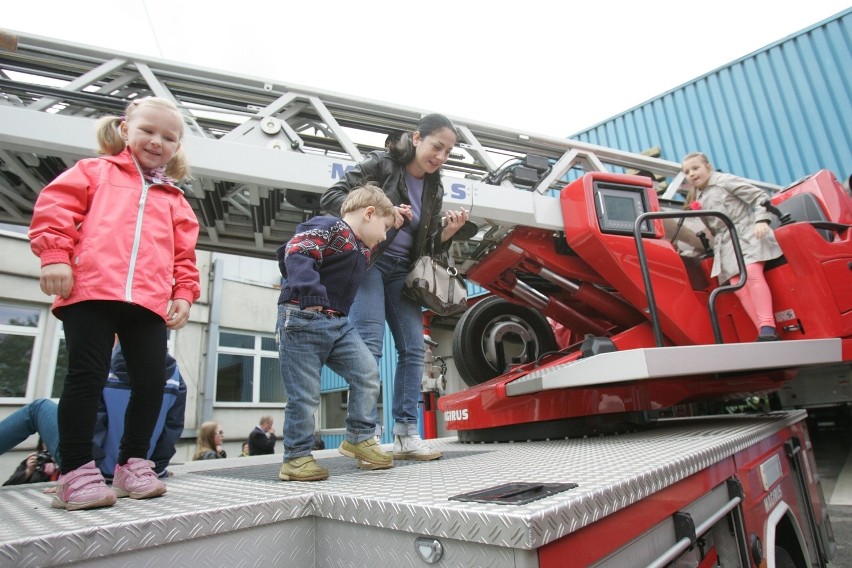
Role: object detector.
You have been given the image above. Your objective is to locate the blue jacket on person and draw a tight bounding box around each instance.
[92,345,187,479]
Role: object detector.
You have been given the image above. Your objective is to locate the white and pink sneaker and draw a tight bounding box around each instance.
[52,460,117,511]
[113,458,166,499]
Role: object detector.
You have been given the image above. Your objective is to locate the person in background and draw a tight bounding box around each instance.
[276,184,396,481]
[320,114,469,461]
[0,344,186,482]
[0,399,59,469]
[682,152,783,341]
[28,96,200,510]
[240,442,250,457]
[247,415,277,455]
[3,438,58,486]
[193,422,227,460]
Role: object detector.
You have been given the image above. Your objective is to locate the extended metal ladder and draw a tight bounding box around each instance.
[0,28,779,261]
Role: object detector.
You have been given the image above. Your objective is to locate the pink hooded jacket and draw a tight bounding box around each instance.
[29,147,200,321]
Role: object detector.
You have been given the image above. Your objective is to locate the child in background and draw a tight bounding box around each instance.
[276,183,396,481]
[682,152,783,341]
[28,96,200,510]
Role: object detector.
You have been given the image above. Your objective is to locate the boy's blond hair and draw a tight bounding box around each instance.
[340,182,395,218]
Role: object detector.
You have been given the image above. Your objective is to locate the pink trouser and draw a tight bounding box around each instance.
[729,262,775,330]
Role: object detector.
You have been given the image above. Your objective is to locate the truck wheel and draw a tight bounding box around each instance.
[774,546,795,568]
[452,296,558,387]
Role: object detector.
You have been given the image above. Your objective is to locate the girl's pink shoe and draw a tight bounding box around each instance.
[51,461,117,511]
[113,458,166,499]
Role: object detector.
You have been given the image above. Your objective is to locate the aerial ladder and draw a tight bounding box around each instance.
[0,28,771,261]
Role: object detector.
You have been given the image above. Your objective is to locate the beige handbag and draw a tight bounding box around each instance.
[403,252,468,316]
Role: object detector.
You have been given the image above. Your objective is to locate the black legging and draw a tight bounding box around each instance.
[57,301,167,473]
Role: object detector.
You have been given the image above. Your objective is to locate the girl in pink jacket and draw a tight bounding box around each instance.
[29,96,200,511]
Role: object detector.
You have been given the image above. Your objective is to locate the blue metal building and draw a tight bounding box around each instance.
[571,8,851,188]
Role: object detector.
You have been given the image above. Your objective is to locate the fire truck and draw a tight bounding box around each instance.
[0,29,850,567]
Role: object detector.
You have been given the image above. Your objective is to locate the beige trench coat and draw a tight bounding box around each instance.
[694,171,783,283]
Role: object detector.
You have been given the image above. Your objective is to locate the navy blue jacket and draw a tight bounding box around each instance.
[276,215,371,315]
[92,346,186,478]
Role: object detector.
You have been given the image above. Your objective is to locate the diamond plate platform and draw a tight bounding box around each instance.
[0,412,806,567]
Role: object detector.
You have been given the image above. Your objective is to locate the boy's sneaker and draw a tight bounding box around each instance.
[113,458,167,499]
[339,438,393,468]
[51,460,117,511]
[279,456,329,481]
[357,460,394,471]
[393,434,442,461]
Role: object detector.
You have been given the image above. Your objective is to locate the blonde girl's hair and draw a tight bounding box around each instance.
[340,182,396,219]
[681,151,712,210]
[193,421,220,460]
[95,96,193,181]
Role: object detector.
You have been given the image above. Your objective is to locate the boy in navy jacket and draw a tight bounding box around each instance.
[275,184,396,481]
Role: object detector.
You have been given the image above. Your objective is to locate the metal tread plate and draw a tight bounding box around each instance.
[0,412,803,566]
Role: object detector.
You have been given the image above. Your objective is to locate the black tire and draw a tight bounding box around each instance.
[452,296,558,387]
[774,546,796,568]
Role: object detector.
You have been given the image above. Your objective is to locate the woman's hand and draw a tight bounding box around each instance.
[754,222,772,239]
[441,207,470,242]
[24,453,38,479]
[40,263,73,298]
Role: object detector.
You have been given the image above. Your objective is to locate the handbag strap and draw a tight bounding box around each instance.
[441,249,459,277]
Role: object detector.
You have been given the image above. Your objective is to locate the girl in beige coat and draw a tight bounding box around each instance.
[682,152,783,341]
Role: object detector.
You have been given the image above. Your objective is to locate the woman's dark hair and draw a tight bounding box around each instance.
[389,113,456,168]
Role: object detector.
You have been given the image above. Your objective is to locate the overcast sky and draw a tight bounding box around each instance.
[2,1,850,137]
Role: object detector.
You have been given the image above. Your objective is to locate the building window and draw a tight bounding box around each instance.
[0,303,42,399]
[320,390,349,429]
[215,331,284,404]
[51,337,68,398]
[319,387,382,430]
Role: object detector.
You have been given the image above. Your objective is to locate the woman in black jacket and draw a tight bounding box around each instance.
[320,114,469,461]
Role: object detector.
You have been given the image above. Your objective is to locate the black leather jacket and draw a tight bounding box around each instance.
[320,150,445,265]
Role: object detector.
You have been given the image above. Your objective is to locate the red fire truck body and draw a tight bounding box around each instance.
[435,168,850,566]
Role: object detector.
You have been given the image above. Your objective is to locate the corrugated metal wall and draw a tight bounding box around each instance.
[572,8,851,188]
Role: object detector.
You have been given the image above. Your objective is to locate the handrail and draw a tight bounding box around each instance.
[633,210,747,346]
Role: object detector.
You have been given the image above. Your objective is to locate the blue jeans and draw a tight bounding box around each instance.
[0,399,61,467]
[276,304,380,461]
[349,254,425,437]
